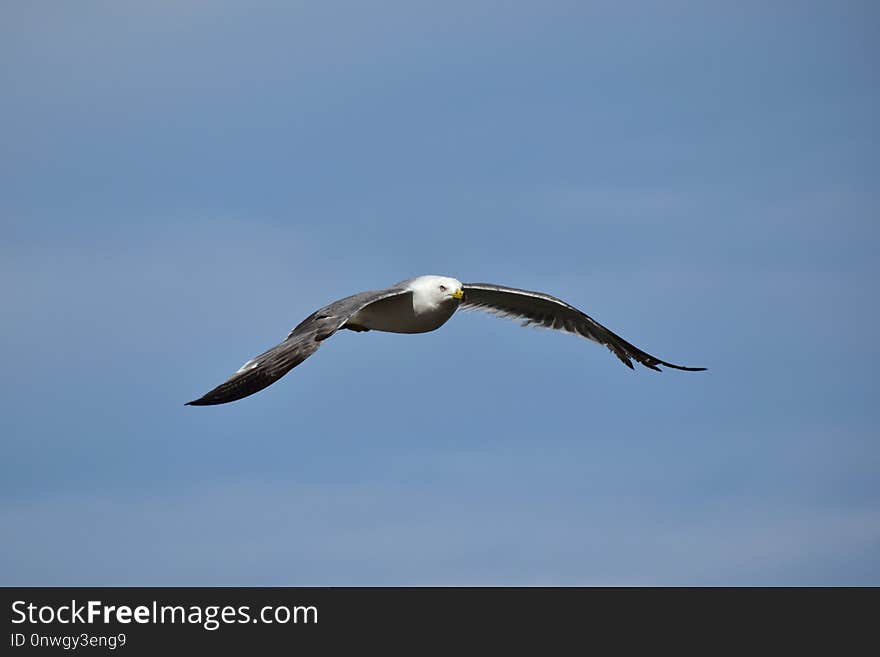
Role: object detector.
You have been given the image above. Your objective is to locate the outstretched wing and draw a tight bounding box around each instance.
[460,282,705,372]
[186,288,410,406]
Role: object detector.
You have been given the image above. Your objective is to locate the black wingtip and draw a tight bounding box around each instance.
[666,365,707,372]
[185,394,223,406]
[185,397,219,407]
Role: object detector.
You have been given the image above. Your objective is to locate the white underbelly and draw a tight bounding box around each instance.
[348,295,457,334]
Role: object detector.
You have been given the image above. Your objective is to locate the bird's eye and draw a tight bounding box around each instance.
[439,285,447,292]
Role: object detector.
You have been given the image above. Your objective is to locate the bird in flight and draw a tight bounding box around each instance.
[187,275,705,406]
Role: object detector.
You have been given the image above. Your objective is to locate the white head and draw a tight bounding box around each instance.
[407,275,464,309]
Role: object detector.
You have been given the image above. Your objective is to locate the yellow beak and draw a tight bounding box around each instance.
[452,288,464,300]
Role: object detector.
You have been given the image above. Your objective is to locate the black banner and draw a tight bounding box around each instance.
[1,587,871,652]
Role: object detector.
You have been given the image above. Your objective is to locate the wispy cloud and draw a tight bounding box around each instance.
[3,475,877,585]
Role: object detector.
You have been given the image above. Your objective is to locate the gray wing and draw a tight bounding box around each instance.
[460,283,706,372]
[186,287,410,406]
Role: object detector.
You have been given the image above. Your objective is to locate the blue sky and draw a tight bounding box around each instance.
[2,1,877,585]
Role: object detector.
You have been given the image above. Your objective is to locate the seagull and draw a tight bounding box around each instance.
[186,275,705,406]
